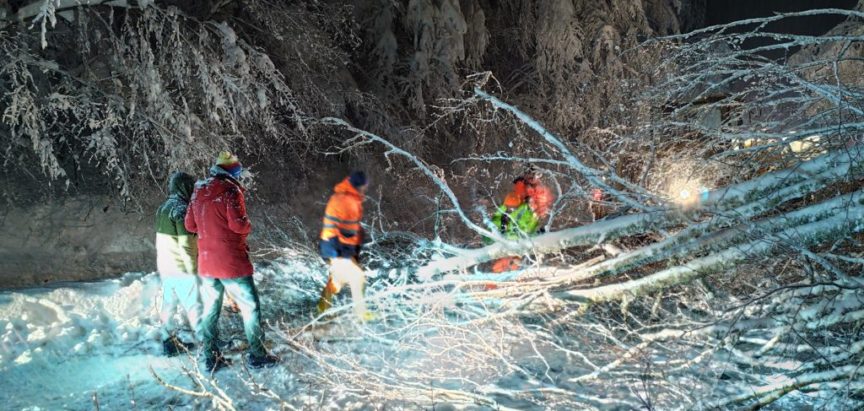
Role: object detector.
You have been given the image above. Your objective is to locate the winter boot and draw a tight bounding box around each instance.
[163,336,195,357]
[360,311,376,322]
[248,353,279,369]
[317,278,338,314]
[204,352,232,373]
[223,296,241,314]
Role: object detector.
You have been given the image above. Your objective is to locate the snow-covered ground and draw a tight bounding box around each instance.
[0,259,331,411]
[0,259,717,410]
[1,255,842,410]
[0,256,570,410]
[0,272,184,409]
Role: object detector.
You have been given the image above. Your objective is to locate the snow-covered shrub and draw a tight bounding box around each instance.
[0,1,349,202]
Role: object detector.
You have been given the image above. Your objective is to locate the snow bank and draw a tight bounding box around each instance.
[0,273,162,368]
[0,273,171,409]
[0,257,325,410]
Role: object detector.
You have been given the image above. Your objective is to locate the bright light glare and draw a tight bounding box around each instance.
[789,135,822,155]
[668,178,704,208]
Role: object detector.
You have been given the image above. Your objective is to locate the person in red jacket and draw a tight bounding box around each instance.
[185,151,277,372]
[317,171,373,321]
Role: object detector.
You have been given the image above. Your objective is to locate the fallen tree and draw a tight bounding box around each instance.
[6,4,857,410]
[414,143,863,280]
[273,9,864,409]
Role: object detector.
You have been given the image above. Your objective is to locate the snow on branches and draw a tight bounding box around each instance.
[0,2,305,200]
[291,9,864,409]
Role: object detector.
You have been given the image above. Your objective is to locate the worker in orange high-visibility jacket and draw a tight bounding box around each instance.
[317,171,374,321]
[489,171,554,275]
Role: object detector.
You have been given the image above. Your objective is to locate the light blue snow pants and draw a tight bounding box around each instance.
[159,273,203,341]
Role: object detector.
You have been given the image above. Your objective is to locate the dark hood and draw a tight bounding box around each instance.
[168,172,196,201]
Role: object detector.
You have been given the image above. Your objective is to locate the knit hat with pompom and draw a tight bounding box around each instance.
[216,151,243,178]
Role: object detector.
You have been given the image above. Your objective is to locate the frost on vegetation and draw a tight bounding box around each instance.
[0,2,863,410]
[217,22,249,77]
[1,2,305,200]
[29,0,60,49]
[359,0,475,117]
[301,9,864,409]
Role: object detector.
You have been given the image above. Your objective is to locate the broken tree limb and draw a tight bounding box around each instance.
[474,87,654,211]
[561,200,864,303]
[416,146,863,279]
[541,188,864,288]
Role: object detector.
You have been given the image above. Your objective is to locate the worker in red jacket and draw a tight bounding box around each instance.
[185,151,277,372]
[317,171,374,321]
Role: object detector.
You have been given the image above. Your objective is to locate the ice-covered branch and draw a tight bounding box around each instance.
[563,201,864,303]
[473,87,654,211]
[416,145,863,279]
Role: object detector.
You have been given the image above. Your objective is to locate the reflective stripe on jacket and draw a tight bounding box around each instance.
[320,178,364,246]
